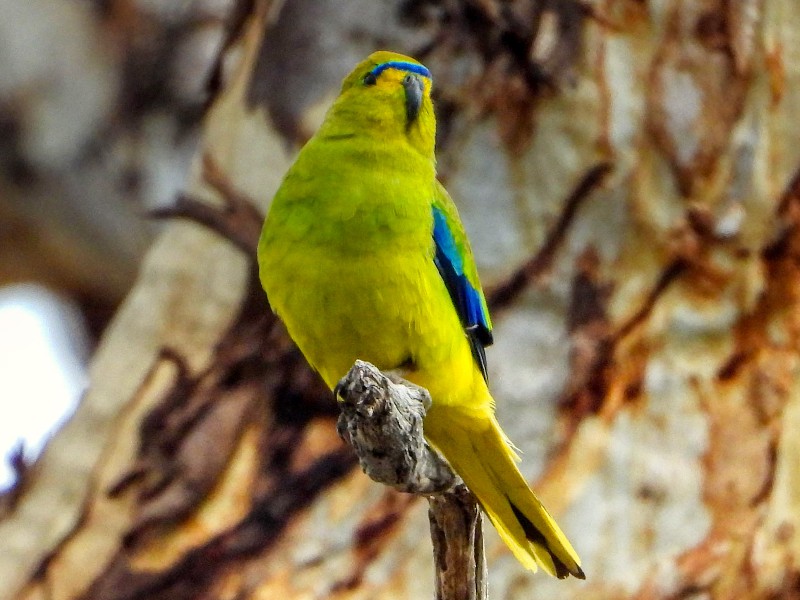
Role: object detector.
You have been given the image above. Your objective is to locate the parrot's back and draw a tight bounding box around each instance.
[258,51,583,580]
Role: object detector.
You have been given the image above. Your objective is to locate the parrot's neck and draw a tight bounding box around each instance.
[320,98,436,160]
[276,131,436,255]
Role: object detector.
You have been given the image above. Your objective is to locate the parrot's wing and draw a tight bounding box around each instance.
[432,181,493,381]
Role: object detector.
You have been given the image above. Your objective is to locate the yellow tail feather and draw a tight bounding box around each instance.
[425,409,584,579]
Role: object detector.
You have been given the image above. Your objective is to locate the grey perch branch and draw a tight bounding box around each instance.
[336,360,487,600]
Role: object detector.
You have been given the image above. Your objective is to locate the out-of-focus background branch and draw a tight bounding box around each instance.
[2,1,800,599]
[0,0,231,326]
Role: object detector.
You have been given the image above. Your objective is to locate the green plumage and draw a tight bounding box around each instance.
[258,51,583,579]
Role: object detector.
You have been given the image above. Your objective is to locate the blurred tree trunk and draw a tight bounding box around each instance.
[3,1,800,599]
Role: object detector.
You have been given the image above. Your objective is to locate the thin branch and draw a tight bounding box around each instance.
[151,154,264,255]
[335,361,487,600]
[613,259,686,340]
[0,443,29,518]
[487,161,613,311]
[429,486,487,600]
[336,361,456,494]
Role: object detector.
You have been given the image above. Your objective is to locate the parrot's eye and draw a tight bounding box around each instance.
[363,71,378,86]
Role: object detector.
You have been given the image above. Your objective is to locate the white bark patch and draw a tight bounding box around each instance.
[0,0,117,170]
[445,121,525,276]
[490,295,570,465]
[661,67,702,168]
[605,36,643,153]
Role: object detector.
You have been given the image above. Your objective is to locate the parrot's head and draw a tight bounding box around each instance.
[325,51,436,158]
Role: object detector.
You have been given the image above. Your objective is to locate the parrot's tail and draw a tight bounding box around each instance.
[425,409,584,579]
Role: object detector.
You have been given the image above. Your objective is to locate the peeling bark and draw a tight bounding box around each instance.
[4,1,800,599]
[335,361,486,600]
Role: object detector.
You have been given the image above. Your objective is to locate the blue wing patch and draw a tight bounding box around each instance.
[432,206,493,381]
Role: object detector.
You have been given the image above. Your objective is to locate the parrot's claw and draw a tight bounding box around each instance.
[333,381,345,403]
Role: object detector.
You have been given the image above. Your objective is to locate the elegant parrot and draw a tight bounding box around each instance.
[258,51,583,579]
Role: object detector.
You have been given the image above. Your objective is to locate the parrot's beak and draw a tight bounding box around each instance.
[403,74,423,125]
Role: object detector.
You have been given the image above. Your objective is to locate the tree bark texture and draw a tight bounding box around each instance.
[0,0,234,331]
[335,361,486,600]
[3,1,800,599]
[429,489,488,600]
[335,361,458,495]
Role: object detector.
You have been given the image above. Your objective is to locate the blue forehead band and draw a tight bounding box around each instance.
[368,61,431,80]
